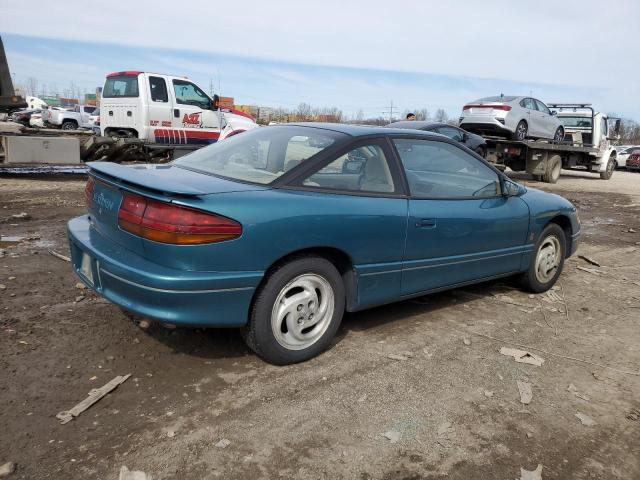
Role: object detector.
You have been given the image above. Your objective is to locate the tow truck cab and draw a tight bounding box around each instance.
[100,71,256,144]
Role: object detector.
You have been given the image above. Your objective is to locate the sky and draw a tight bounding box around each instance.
[1,0,639,119]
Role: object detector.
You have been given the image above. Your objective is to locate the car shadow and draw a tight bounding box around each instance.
[507,170,602,182]
[138,277,518,362]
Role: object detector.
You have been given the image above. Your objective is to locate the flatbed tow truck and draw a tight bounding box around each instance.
[482,104,620,183]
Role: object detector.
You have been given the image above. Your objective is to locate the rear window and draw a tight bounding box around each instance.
[476,96,517,102]
[103,75,139,98]
[174,126,346,185]
[558,116,593,128]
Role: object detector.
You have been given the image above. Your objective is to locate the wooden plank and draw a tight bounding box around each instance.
[56,374,131,424]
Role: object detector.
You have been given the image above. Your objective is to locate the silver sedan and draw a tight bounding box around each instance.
[459,95,564,142]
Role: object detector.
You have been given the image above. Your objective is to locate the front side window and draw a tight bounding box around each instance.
[393,139,500,199]
[149,76,168,102]
[534,99,551,115]
[302,143,395,193]
[103,75,139,98]
[174,126,344,185]
[172,80,210,109]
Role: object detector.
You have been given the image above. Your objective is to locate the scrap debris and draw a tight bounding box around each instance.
[382,430,401,443]
[49,250,70,262]
[567,384,590,401]
[520,464,543,480]
[576,266,601,275]
[56,374,131,424]
[499,347,545,367]
[0,462,16,477]
[575,412,597,426]
[215,438,231,449]
[578,255,601,267]
[517,381,533,405]
[119,466,152,480]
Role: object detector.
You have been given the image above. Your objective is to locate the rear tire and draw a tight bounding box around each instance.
[241,256,345,365]
[543,154,562,183]
[61,121,77,130]
[513,121,528,141]
[600,157,615,180]
[520,223,566,293]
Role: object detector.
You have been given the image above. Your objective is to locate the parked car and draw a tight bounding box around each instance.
[615,145,640,169]
[43,104,96,130]
[626,149,640,171]
[9,109,37,126]
[68,124,580,365]
[459,95,564,142]
[29,110,44,127]
[386,121,487,156]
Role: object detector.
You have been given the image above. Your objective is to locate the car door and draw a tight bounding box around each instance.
[294,138,409,309]
[534,99,555,139]
[170,78,220,145]
[146,75,174,143]
[392,138,530,296]
[519,98,538,137]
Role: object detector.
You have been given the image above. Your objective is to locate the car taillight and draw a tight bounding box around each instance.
[117,193,242,244]
[84,177,95,208]
[463,104,512,111]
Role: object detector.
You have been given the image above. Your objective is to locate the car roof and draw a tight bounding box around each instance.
[386,121,452,129]
[282,122,444,138]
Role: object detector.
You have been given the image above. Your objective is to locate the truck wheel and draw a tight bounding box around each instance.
[513,121,528,141]
[520,223,566,293]
[241,256,345,365]
[542,155,562,183]
[600,157,615,180]
[61,121,77,130]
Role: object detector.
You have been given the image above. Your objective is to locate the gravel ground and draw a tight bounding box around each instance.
[1,169,639,479]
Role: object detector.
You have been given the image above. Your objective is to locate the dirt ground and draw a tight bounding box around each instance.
[1,168,640,480]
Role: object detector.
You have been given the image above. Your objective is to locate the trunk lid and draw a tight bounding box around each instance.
[86,162,266,256]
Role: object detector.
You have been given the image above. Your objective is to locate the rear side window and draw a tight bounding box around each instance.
[394,139,500,199]
[149,76,168,102]
[103,75,139,98]
[437,127,463,142]
[303,143,396,194]
[520,98,535,110]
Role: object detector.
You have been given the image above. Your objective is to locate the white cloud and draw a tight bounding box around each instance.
[1,0,638,90]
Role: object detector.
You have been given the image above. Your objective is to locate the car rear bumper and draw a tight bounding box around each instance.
[459,117,513,136]
[67,215,262,327]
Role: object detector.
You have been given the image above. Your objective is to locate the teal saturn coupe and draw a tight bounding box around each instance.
[68,123,580,364]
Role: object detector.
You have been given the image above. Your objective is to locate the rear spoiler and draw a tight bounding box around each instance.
[87,162,207,196]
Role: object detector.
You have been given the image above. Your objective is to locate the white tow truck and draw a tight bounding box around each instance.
[481,104,620,183]
[79,71,257,162]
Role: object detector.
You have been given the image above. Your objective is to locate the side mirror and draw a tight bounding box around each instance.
[550,110,557,116]
[211,94,220,111]
[501,179,524,197]
[461,132,469,142]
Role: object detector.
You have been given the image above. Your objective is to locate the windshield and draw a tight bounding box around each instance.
[103,75,139,98]
[174,126,346,185]
[558,116,593,128]
[476,95,517,103]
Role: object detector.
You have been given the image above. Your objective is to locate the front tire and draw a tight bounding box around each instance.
[520,224,566,293]
[600,157,615,180]
[242,256,345,365]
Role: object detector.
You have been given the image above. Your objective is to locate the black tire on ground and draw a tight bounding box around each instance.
[512,120,528,141]
[241,256,345,365]
[600,157,615,180]
[520,223,566,293]
[542,154,562,183]
[553,127,564,143]
[61,121,77,130]
[532,174,543,182]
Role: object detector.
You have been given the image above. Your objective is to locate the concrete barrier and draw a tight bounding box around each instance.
[1,135,80,164]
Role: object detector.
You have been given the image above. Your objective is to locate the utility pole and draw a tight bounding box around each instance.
[383,100,395,123]
[209,78,214,97]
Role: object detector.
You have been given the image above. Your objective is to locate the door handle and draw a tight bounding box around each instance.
[416,218,437,228]
[173,108,180,118]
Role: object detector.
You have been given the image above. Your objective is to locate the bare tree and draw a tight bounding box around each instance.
[296,102,312,121]
[434,109,449,122]
[26,77,38,97]
[416,108,430,121]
